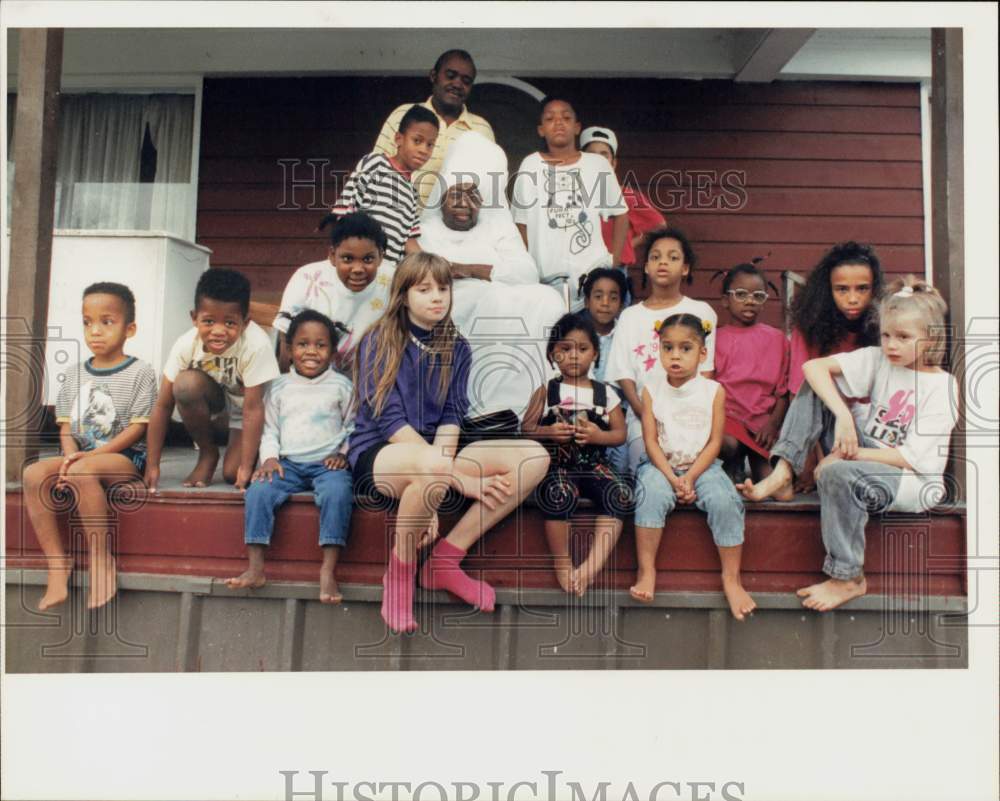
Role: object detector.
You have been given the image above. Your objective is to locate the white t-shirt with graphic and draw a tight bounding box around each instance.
[605,297,718,399]
[275,259,393,374]
[163,321,280,413]
[512,151,628,293]
[647,372,721,471]
[833,346,958,512]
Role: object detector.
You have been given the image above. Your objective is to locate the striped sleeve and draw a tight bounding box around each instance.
[54,363,78,423]
[129,362,159,423]
[332,154,371,215]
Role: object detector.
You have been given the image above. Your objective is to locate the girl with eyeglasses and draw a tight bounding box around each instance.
[714,263,792,488]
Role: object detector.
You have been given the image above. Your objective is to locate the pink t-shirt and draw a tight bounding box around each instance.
[715,323,789,431]
[788,328,860,395]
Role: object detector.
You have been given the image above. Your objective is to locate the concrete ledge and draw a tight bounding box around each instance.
[5,569,969,613]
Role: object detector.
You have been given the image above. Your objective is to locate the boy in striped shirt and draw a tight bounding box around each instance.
[332,104,439,265]
[22,282,158,611]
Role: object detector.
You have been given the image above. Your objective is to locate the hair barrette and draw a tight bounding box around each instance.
[702,319,713,334]
[895,286,915,298]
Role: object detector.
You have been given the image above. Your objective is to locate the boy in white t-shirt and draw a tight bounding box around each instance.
[512,97,629,310]
[144,269,281,492]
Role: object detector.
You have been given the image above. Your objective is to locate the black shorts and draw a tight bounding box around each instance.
[351,441,467,515]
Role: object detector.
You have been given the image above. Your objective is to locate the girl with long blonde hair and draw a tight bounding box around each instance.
[348,252,550,633]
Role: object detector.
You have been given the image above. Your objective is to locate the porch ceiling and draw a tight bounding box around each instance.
[6,27,931,84]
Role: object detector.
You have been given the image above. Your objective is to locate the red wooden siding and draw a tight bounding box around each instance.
[196,78,924,327]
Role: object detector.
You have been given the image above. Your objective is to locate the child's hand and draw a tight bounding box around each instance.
[833,412,858,459]
[144,464,161,494]
[755,419,781,451]
[573,419,601,445]
[458,472,513,511]
[546,422,575,444]
[672,475,696,504]
[56,451,88,487]
[814,448,843,480]
[324,454,349,471]
[253,458,284,484]
[417,512,440,549]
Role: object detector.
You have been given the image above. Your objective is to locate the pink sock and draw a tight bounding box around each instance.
[381,552,418,633]
[419,539,496,613]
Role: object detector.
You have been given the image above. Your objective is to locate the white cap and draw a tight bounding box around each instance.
[579,126,618,157]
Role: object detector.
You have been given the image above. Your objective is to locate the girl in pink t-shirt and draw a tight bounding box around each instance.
[714,264,790,485]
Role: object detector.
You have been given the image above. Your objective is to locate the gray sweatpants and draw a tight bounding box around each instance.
[771,384,902,580]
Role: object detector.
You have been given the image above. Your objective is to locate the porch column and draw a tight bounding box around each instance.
[4,29,63,483]
[929,29,965,500]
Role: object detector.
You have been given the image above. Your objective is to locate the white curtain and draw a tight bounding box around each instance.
[56,94,146,230]
[142,95,194,237]
[53,93,194,238]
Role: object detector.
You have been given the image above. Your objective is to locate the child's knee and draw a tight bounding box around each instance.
[816,460,853,490]
[173,369,218,405]
[417,450,453,480]
[23,459,58,488]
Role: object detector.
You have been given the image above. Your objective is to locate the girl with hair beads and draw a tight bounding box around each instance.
[275,211,391,375]
[788,241,884,491]
[714,262,791,486]
[348,252,549,633]
[631,314,754,620]
[605,226,717,474]
[739,277,957,611]
[522,312,632,596]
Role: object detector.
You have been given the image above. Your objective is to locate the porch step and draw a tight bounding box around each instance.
[4,485,967,598]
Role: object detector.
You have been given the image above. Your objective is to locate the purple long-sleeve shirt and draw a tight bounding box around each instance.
[347,323,472,468]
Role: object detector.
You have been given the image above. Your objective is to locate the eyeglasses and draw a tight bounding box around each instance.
[725,289,769,304]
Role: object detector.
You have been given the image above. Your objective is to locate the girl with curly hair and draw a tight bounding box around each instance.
[788,242,884,490]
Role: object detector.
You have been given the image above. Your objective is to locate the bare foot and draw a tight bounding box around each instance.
[797,576,867,612]
[573,564,599,597]
[552,555,574,594]
[225,568,266,589]
[722,574,756,621]
[773,483,795,501]
[182,447,220,487]
[737,460,792,502]
[38,567,73,611]
[319,571,342,604]
[87,555,117,610]
[629,569,656,603]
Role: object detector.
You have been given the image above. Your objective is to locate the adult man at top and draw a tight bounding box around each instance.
[373,49,495,206]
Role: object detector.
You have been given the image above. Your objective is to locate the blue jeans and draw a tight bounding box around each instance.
[633,459,745,547]
[772,382,901,579]
[244,459,353,547]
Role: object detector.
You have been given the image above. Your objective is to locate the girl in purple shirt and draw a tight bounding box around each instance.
[349,252,549,633]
